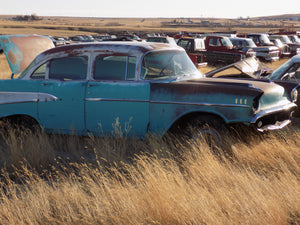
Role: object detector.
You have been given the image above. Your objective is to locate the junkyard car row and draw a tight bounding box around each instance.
[0,34,299,148]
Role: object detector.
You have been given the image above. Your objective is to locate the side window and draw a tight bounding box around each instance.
[49,56,88,81]
[209,38,220,46]
[178,40,189,50]
[287,63,300,82]
[208,38,216,46]
[31,63,47,79]
[94,55,136,80]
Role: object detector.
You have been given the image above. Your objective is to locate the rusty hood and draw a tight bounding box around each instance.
[205,57,273,79]
[0,35,54,75]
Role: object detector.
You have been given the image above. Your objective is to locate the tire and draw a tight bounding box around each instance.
[0,116,41,135]
[184,115,231,156]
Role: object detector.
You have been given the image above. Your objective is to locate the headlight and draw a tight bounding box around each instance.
[291,87,298,102]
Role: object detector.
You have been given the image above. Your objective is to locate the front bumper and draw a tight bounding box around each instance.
[250,102,297,131]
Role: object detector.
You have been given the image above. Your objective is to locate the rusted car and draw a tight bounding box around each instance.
[0,35,297,145]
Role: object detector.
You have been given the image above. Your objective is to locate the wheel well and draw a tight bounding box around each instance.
[0,115,40,128]
[168,112,225,134]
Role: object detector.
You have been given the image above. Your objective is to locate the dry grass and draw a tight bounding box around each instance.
[0,15,300,37]
[0,127,298,224]
[0,54,11,79]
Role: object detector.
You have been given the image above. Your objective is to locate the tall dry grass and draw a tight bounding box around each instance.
[0,126,298,224]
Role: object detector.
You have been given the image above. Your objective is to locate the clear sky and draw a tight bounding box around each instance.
[0,0,299,19]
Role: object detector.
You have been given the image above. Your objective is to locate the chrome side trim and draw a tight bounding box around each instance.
[85,97,251,108]
[0,92,58,105]
[85,98,148,103]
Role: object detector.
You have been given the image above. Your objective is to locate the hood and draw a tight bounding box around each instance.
[150,77,289,113]
[205,57,273,79]
[0,35,54,75]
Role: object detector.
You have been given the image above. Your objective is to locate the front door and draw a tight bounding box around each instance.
[37,56,88,134]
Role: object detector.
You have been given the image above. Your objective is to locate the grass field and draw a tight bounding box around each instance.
[0,15,300,37]
[0,20,299,223]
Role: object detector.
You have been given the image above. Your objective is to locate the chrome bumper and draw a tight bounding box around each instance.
[251,102,297,131]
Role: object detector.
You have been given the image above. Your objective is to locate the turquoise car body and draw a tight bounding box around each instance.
[0,35,296,138]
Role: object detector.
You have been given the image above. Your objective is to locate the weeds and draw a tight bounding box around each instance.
[0,124,298,224]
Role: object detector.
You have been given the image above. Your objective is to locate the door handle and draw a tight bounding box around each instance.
[88,83,100,87]
[42,83,53,86]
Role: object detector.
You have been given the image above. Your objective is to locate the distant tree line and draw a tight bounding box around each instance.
[13,14,42,21]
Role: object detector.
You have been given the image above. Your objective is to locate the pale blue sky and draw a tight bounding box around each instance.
[0,0,299,18]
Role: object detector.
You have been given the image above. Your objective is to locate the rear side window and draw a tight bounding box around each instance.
[49,56,88,81]
[93,55,136,80]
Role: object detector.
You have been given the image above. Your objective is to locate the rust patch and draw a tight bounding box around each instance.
[7,50,17,66]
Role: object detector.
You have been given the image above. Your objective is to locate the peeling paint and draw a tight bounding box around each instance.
[0,35,54,74]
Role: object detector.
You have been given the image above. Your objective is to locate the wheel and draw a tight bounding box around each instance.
[184,115,231,156]
[0,116,41,135]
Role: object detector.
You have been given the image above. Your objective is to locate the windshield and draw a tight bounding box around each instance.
[141,50,203,80]
[221,37,233,47]
[269,59,294,80]
[274,39,284,47]
[280,36,292,44]
[290,35,300,43]
[260,34,273,45]
[245,39,257,47]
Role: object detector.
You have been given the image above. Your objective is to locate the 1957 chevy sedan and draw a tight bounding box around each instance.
[0,35,297,142]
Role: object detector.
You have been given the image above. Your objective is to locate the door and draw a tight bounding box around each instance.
[85,55,150,137]
[37,56,88,134]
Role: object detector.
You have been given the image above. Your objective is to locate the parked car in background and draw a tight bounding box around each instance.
[0,35,296,148]
[203,35,255,65]
[92,34,112,42]
[288,35,300,45]
[269,38,291,58]
[102,34,141,42]
[68,36,85,44]
[177,37,207,67]
[269,35,300,56]
[246,33,280,60]
[81,35,95,42]
[146,36,177,46]
[268,54,300,116]
[49,36,69,47]
[246,33,274,46]
[230,37,280,61]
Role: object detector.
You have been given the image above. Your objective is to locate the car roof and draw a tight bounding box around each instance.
[40,41,183,57]
[230,37,252,41]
